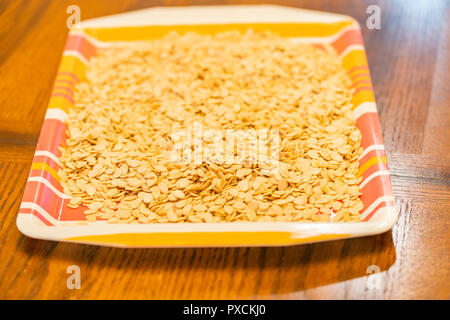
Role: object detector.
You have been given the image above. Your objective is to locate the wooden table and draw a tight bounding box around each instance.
[0,0,448,300]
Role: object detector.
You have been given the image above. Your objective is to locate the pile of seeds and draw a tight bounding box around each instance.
[58,30,364,224]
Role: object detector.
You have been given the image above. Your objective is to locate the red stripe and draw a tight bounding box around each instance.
[60,200,89,221]
[57,71,80,83]
[353,86,373,94]
[360,175,393,209]
[331,29,363,55]
[35,119,67,155]
[360,173,391,192]
[352,79,372,87]
[21,181,65,220]
[350,72,370,81]
[65,34,97,61]
[19,208,32,214]
[51,92,74,104]
[347,65,368,75]
[31,210,55,226]
[53,86,74,96]
[22,181,91,222]
[54,79,76,87]
[356,113,384,149]
[29,170,62,191]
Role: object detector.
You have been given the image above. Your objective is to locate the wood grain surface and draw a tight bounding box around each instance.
[0,0,449,300]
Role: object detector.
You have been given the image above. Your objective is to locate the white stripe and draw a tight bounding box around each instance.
[34,151,62,167]
[20,202,61,225]
[339,44,364,58]
[360,196,395,220]
[74,22,360,48]
[17,213,48,226]
[359,170,390,189]
[79,5,353,28]
[45,108,68,121]
[290,24,358,44]
[27,177,69,199]
[353,102,378,119]
[73,27,361,48]
[75,25,361,49]
[74,17,359,47]
[359,144,385,160]
[63,50,90,65]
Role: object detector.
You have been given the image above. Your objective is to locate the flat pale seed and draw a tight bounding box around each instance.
[111,179,127,188]
[176,178,190,189]
[128,178,142,188]
[188,215,202,223]
[248,200,259,211]
[246,208,256,221]
[173,190,185,199]
[224,205,234,215]
[70,196,82,206]
[238,180,249,192]
[86,185,96,196]
[193,204,207,212]
[88,201,103,211]
[167,209,178,222]
[158,181,169,194]
[167,193,177,201]
[294,195,308,206]
[278,179,288,191]
[86,215,96,222]
[236,168,251,179]
[117,209,131,219]
[58,31,362,225]
[233,201,246,210]
[175,199,186,208]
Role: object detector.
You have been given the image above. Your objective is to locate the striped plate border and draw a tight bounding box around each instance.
[17,6,397,247]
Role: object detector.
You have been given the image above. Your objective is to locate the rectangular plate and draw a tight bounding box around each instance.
[17,5,397,247]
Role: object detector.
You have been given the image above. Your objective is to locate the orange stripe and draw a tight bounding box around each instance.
[357,156,388,177]
[65,232,352,247]
[82,21,354,41]
[31,162,60,182]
